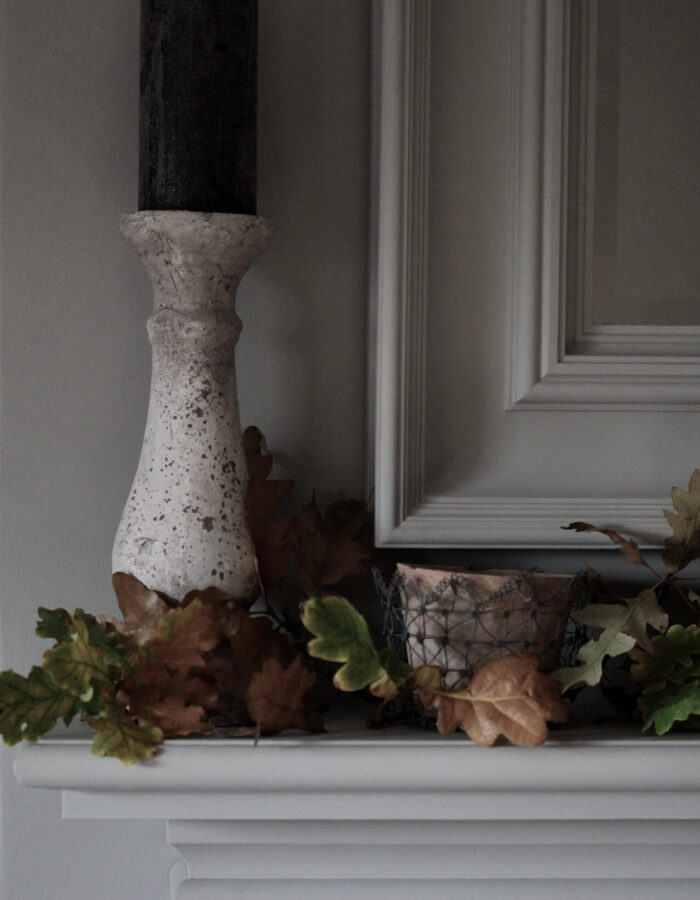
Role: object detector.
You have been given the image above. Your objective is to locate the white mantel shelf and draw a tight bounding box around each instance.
[14,718,700,899]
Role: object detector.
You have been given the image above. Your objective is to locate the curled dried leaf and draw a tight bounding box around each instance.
[563,523,647,567]
[415,654,568,747]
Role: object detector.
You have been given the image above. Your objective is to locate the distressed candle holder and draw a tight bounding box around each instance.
[112,211,271,602]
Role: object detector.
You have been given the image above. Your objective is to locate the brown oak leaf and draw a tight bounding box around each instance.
[120,601,221,737]
[182,586,246,642]
[106,572,172,646]
[138,600,219,677]
[292,495,372,597]
[243,426,295,587]
[415,654,569,747]
[562,523,648,568]
[245,655,324,736]
[218,614,292,697]
[117,679,216,738]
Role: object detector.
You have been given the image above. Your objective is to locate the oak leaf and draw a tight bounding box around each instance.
[293,496,372,596]
[243,426,294,587]
[245,655,324,736]
[35,607,72,644]
[562,522,648,567]
[302,594,411,699]
[139,600,218,677]
[637,681,700,735]
[220,614,292,696]
[551,589,668,692]
[119,601,221,737]
[630,624,700,689]
[182,586,246,642]
[88,702,163,765]
[631,625,700,735]
[117,680,216,738]
[662,470,700,572]
[0,666,80,744]
[414,654,568,747]
[42,610,129,699]
[108,572,172,646]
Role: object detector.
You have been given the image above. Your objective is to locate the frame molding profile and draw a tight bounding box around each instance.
[370,0,691,548]
[506,0,700,412]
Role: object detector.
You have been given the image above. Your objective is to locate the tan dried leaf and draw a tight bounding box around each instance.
[563,523,647,567]
[245,655,324,736]
[416,654,569,747]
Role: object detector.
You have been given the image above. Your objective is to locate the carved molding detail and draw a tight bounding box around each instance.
[370,0,675,547]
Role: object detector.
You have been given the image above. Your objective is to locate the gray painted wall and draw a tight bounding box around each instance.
[0,2,369,897]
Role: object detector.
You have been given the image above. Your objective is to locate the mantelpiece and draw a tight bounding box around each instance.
[14,718,700,899]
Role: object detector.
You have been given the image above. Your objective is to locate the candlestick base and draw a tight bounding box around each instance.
[112,210,272,602]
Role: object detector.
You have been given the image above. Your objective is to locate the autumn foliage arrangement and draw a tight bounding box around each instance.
[0,427,371,764]
[2,429,698,763]
[553,470,700,735]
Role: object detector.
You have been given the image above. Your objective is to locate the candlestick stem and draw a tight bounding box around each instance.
[113,211,271,601]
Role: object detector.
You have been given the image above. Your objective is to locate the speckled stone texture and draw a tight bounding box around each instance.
[112,211,271,602]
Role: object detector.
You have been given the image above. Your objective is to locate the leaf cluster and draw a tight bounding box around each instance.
[553,471,700,694]
[1,573,325,764]
[302,595,568,747]
[243,427,372,602]
[630,624,700,734]
[0,607,159,764]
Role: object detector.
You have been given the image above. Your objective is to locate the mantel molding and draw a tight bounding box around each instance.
[14,722,700,898]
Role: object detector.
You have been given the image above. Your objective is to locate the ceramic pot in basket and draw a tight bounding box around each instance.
[395,564,579,689]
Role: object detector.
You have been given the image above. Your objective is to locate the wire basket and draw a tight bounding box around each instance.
[375,564,590,690]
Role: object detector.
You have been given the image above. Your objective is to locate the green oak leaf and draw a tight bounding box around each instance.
[632,625,700,734]
[302,595,411,699]
[630,624,700,689]
[89,705,163,766]
[551,589,668,692]
[638,680,700,735]
[35,607,72,644]
[43,611,129,699]
[0,666,79,744]
[662,470,700,572]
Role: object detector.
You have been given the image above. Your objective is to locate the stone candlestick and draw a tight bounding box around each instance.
[112,211,271,601]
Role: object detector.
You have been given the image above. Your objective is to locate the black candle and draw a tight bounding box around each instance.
[139,0,257,214]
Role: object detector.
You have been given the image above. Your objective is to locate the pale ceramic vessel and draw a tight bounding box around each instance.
[112,210,271,602]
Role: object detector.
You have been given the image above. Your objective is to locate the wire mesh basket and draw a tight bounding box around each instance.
[375,564,590,690]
